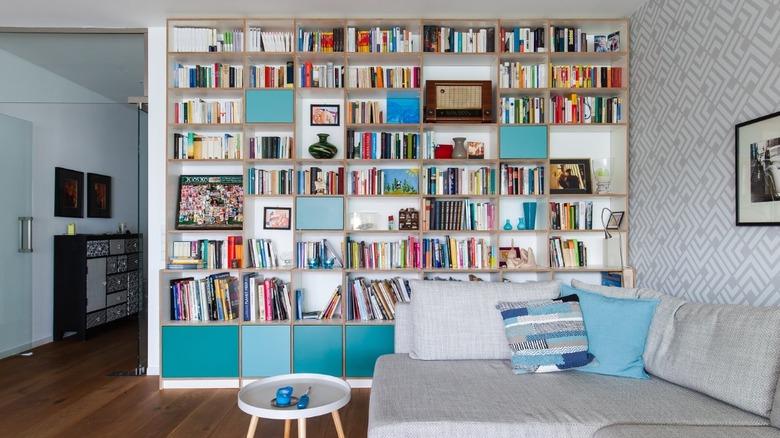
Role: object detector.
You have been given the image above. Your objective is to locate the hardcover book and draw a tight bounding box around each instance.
[176,175,244,230]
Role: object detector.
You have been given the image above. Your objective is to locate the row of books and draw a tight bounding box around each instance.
[300,61,343,88]
[173,63,244,89]
[499,62,547,89]
[298,27,344,52]
[549,65,623,89]
[169,237,243,270]
[347,100,383,124]
[499,164,545,195]
[317,286,342,319]
[423,25,496,53]
[346,66,421,89]
[249,63,294,88]
[169,273,239,321]
[347,167,420,196]
[246,238,280,269]
[550,28,621,53]
[242,274,291,321]
[501,27,546,53]
[248,136,293,159]
[346,27,418,53]
[246,28,294,52]
[296,239,343,269]
[424,199,496,231]
[425,166,497,196]
[246,168,293,196]
[173,99,242,124]
[172,133,241,160]
[344,277,412,321]
[549,201,594,230]
[346,131,420,160]
[344,237,419,270]
[500,96,546,124]
[549,237,588,268]
[296,167,345,195]
[550,95,622,124]
[421,236,497,269]
[172,27,243,53]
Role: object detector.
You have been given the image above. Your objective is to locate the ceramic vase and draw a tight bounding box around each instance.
[452,137,467,159]
[308,133,338,159]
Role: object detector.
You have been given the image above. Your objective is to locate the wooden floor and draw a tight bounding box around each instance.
[0,320,371,438]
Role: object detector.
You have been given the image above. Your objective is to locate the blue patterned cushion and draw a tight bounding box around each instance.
[496,295,595,374]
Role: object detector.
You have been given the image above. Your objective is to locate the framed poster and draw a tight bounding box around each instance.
[310,104,339,126]
[263,207,291,230]
[550,159,592,194]
[54,167,83,218]
[87,173,111,218]
[176,175,244,230]
[735,111,780,225]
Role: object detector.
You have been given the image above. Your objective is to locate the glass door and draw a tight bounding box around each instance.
[0,114,33,358]
[136,103,148,373]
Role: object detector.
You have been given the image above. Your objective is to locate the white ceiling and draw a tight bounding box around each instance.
[0,0,649,104]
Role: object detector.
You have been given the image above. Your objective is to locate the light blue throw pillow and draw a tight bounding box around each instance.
[561,284,659,379]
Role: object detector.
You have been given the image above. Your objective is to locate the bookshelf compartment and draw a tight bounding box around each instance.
[345,325,394,377]
[292,325,343,376]
[161,325,239,378]
[241,325,291,377]
[245,89,294,123]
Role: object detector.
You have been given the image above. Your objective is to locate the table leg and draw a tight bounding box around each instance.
[284,419,291,438]
[298,417,306,438]
[332,410,346,438]
[246,415,258,438]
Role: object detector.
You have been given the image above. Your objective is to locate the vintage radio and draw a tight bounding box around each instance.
[424,80,493,123]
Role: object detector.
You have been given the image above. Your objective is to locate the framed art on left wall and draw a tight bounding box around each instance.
[54,167,84,218]
[87,173,111,218]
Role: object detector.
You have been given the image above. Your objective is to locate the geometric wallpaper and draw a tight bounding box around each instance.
[629,0,780,305]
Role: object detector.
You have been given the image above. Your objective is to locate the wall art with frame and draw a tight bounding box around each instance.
[263,207,292,230]
[87,173,111,218]
[310,104,339,126]
[735,111,780,225]
[176,175,244,230]
[54,167,83,218]
[550,159,592,194]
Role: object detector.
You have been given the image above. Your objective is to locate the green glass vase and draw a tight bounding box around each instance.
[308,133,338,159]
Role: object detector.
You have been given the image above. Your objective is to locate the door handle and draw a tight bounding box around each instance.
[18,216,33,253]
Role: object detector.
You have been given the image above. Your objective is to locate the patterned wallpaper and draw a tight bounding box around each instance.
[629,0,780,305]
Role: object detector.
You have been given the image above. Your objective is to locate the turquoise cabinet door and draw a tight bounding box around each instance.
[346,325,394,377]
[245,89,294,123]
[242,325,291,377]
[499,125,548,159]
[293,325,343,376]
[162,326,239,378]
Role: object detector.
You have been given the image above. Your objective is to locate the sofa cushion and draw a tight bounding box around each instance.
[571,278,640,299]
[393,302,412,354]
[368,354,770,438]
[496,295,594,374]
[593,425,780,438]
[408,279,560,360]
[562,285,659,379]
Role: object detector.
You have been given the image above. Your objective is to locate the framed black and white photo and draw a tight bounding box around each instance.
[264,207,292,230]
[550,159,592,194]
[87,173,111,218]
[310,104,339,126]
[735,111,780,226]
[54,167,83,218]
[606,211,624,229]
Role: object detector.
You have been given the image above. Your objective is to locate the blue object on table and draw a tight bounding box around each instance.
[297,386,311,409]
[276,386,294,406]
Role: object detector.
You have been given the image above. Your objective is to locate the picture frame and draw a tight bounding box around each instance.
[606,211,624,229]
[87,173,111,218]
[550,159,592,194]
[735,110,780,226]
[498,246,520,268]
[310,104,340,126]
[176,175,244,230]
[264,207,292,230]
[54,167,84,218]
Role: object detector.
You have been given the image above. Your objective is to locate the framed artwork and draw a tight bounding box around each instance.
[176,175,244,230]
[264,207,292,230]
[550,159,592,194]
[87,173,111,218]
[735,111,780,225]
[498,246,520,268]
[606,211,625,229]
[54,167,84,218]
[310,104,339,126]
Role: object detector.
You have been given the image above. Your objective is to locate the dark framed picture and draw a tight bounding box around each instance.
[264,207,292,230]
[606,211,625,229]
[87,173,111,218]
[54,167,84,218]
[310,104,339,126]
[735,111,780,225]
[498,246,520,268]
[176,175,244,230]
[550,159,592,194]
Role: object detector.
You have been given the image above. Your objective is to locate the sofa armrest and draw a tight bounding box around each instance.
[394,302,412,354]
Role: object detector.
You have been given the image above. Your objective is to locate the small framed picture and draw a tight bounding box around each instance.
[606,211,624,229]
[264,207,292,230]
[498,246,520,268]
[735,111,780,225]
[54,167,84,218]
[87,173,111,218]
[310,104,340,126]
[550,159,592,194]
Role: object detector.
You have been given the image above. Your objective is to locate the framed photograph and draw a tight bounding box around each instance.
[176,175,243,230]
[87,173,111,218]
[54,167,83,218]
[498,246,520,268]
[735,111,780,225]
[310,104,339,126]
[263,207,292,230]
[550,159,592,194]
[606,211,625,229]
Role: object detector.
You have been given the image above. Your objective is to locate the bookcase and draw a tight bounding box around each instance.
[163,17,629,388]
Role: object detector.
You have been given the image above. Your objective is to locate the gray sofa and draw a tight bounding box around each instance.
[368,279,780,437]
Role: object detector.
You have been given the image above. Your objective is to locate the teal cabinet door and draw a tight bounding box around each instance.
[242,325,291,377]
[293,325,343,376]
[162,326,239,378]
[499,125,548,159]
[245,89,294,123]
[346,325,394,377]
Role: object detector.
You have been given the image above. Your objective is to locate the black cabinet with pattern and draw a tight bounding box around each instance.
[54,234,141,340]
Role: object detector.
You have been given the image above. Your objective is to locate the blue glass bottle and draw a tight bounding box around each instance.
[503,219,512,230]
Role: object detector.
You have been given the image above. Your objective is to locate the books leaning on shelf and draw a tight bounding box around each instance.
[249,62,294,88]
[297,27,344,53]
[501,27,546,53]
[173,99,242,124]
[549,237,588,268]
[346,26,418,53]
[550,65,623,89]
[346,131,420,160]
[549,201,593,230]
[425,166,496,196]
[420,236,496,269]
[242,274,291,321]
[173,63,243,89]
[500,96,546,124]
[246,238,279,269]
[347,100,383,124]
[246,28,294,52]
[172,27,243,53]
[499,62,547,89]
[247,168,294,195]
[346,66,420,89]
[550,95,621,124]
[500,164,544,195]
[345,277,412,321]
[319,285,342,320]
[296,166,345,195]
[300,61,343,88]
[249,136,293,159]
[170,237,243,269]
[170,272,239,321]
[422,25,495,53]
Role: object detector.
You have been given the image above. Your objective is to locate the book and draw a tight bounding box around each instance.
[467,141,485,159]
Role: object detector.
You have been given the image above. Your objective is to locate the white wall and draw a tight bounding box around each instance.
[0,49,139,345]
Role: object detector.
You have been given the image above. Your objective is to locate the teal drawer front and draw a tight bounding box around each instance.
[293,325,343,376]
[346,325,394,377]
[162,325,239,378]
[499,125,548,159]
[242,325,291,377]
[246,89,294,123]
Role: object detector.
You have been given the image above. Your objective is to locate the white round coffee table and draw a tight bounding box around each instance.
[237,373,351,438]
